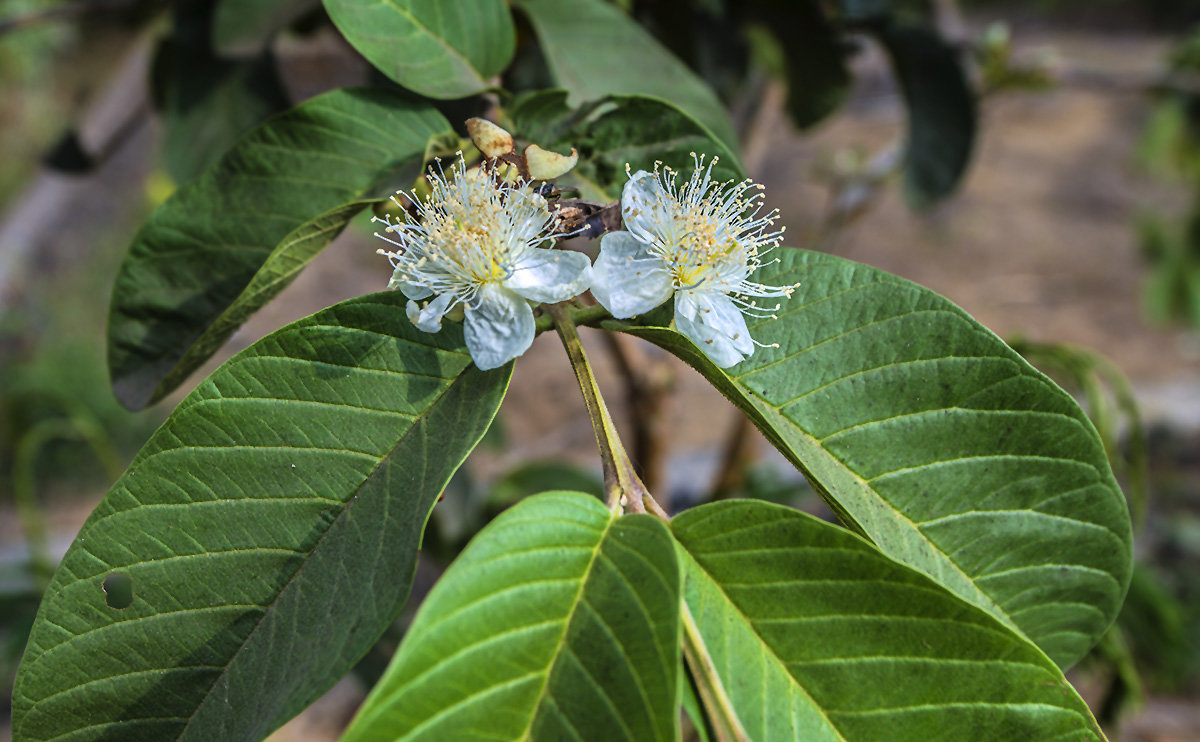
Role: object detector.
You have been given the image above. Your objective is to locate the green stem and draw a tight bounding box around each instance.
[681,602,748,742]
[549,304,667,517]
[535,302,610,334]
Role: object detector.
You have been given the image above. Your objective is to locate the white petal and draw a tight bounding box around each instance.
[621,170,667,238]
[389,267,435,300]
[503,248,593,304]
[463,284,535,370]
[591,231,674,319]
[675,291,754,368]
[406,293,456,333]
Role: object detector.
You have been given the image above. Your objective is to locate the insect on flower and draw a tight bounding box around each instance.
[590,155,796,367]
[375,154,592,370]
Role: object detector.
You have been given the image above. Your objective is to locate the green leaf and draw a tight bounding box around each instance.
[13,292,510,741]
[213,0,321,55]
[673,500,1105,740]
[513,0,738,153]
[343,492,681,742]
[508,92,742,202]
[322,0,515,98]
[108,87,451,410]
[614,249,1132,668]
[877,23,977,208]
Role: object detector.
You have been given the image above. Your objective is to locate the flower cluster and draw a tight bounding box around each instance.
[376,124,793,370]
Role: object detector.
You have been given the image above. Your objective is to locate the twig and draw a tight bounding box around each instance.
[549,304,651,515]
[599,333,673,499]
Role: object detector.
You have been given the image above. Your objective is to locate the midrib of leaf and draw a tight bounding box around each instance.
[679,547,847,741]
[742,388,1020,636]
[379,0,486,86]
[616,324,1022,641]
[174,357,480,740]
[519,513,618,742]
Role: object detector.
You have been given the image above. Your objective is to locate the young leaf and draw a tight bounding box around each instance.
[673,500,1106,740]
[343,492,681,742]
[13,292,510,742]
[512,0,738,152]
[877,23,977,208]
[613,249,1132,669]
[322,0,515,98]
[108,88,451,410]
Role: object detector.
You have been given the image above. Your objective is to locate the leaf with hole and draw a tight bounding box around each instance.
[674,500,1105,740]
[322,0,515,98]
[513,0,738,152]
[108,87,451,410]
[343,492,681,742]
[613,248,1132,668]
[14,292,510,741]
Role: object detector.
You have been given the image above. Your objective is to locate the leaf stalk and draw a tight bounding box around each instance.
[549,303,667,518]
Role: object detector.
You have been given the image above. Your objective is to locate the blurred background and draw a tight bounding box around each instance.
[2,1,1199,740]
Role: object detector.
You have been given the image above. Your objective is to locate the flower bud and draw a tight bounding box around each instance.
[524,144,578,180]
[466,118,515,159]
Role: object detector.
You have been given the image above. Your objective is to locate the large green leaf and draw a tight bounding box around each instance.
[108,88,451,410]
[508,91,742,202]
[343,492,681,742]
[614,249,1132,668]
[14,292,510,741]
[673,500,1105,740]
[513,0,738,153]
[322,0,515,99]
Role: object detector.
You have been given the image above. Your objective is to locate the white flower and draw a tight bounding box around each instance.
[591,156,793,368]
[375,156,592,370]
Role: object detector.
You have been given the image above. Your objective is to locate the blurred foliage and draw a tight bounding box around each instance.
[1013,338,1200,715]
[1138,24,1200,329]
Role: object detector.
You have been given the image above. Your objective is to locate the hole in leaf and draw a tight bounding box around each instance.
[101,573,134,610]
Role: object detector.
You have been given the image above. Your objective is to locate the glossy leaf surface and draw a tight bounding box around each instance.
[344,492,681,742]
[108,88,450,409]
[616,249,1132,668]
[674,500,1105,740]
[322,0,515,98]
[15,292,510,741]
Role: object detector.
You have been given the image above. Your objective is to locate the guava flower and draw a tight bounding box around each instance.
[591,156,794,367]
[375,156,592,370]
